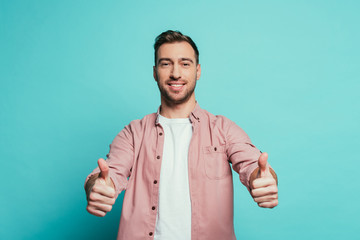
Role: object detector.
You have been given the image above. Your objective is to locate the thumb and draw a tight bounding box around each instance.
[258,152,270,177]
[98,158,109,181]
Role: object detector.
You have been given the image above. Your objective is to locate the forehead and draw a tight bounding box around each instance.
[157,42,196,60]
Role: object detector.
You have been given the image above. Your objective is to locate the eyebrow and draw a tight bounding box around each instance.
[180,58,194,63]
[158,58,172,63]
[158,58,194,64]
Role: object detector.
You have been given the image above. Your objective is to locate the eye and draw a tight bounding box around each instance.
[160,62,169,67]
[182,62,191,67]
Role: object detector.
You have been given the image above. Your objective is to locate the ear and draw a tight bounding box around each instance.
[153,66,157,82]
[196,64,201,80]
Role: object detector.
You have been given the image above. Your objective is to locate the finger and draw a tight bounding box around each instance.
[251,185,278,198]
[258,152,269,177]
[258,200,278,208]
[86,205,107,217]
[253,193,278,203]
[92,182,116,198]
[252,177,276,189]
[98,158,109,180]
[88,201,113,213]
[88,191,116,205]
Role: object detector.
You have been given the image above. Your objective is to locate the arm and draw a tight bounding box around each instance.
[84,124,135,216]
[225,119,278,208]
[225,119,261,188]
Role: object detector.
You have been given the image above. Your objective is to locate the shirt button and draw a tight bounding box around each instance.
[157,155,160,159]
[153,180,157,184]
[149,232,153,236]
[159,132,163,136]
[152,206,156,210]
[214,147,217,151]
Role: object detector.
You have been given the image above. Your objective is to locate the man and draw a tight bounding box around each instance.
[85,30,278,240]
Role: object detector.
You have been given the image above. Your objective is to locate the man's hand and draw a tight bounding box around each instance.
[250,152,278,208]
[86,158,116,217]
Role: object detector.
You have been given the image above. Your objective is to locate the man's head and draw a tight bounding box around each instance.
[154,30,199,66]
[153,30,201,105]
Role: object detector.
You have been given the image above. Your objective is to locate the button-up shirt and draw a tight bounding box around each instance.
[85,103,261,240]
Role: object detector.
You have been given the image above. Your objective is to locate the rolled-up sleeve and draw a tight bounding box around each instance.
[85,124,135,197]
[225,120,261,190]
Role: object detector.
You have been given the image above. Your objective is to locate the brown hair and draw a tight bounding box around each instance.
[154,30,199,65]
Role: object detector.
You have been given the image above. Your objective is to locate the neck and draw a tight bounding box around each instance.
[160,95,196,119]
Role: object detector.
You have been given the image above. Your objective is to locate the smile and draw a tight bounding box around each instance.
[168,83,185,91]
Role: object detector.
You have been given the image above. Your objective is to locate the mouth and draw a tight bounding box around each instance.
[167,82,185,91]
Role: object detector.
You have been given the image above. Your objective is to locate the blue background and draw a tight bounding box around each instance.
[1,0,359,239]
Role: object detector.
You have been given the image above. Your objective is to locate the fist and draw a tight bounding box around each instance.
[86,158,116,217]
[250,152,278,208]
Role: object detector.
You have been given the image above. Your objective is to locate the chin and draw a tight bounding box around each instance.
[166,95,192,104]
[159,85,195,105]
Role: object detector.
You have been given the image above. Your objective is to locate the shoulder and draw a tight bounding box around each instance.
[128,113,156,126]
[114,112,156,142]
[200,108,250,141]
[200,108,236,129]
[125,112,157,132]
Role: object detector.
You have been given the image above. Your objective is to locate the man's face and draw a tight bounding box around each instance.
[153,41,201,105]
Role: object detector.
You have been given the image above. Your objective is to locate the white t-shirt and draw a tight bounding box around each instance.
[154,115,193,240]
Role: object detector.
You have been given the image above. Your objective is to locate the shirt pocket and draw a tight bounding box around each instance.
[202,145,231,180]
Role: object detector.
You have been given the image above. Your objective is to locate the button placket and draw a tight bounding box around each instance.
[151,124,164,238]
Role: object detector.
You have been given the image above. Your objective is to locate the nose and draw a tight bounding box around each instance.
[170,64,181,80]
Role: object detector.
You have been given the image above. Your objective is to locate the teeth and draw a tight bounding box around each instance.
[170,84,183,87]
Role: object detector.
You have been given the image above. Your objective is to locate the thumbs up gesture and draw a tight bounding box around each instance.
[86,158,116,217]
[250,153,278,208]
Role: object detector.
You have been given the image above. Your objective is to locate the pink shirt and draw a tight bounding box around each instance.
[86,103,261,240]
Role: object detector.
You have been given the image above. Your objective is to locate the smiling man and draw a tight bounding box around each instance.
[155,40,200,107]
[85,30,278,240]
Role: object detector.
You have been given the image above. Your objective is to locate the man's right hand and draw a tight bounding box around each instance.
[86,158,116,217]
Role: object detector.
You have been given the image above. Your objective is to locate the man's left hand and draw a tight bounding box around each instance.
[250,152,278,208]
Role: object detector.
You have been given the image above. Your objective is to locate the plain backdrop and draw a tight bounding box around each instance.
[1,0,359,239]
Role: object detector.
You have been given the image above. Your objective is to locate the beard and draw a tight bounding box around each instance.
[156,77,197,105]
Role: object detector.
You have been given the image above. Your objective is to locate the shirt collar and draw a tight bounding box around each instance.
[155,101,202,125]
